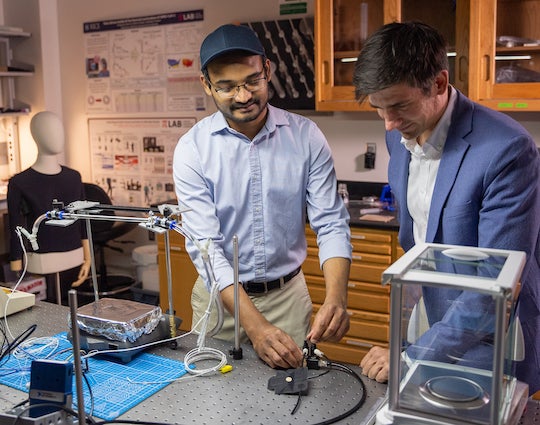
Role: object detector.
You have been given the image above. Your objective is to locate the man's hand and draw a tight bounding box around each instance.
[307,300,349,343]
[360,346,389,382]
[307,257,350,343]
[220,284,303,369]
[250,323,304,369]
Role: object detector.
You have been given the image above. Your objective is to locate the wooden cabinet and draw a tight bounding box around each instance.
[315,0,462,111]
[315,0,395,111]
[467,0,540,111]
[316,0,540,111]
[157,224,402,364]
[157,231,197,331]
[303,225,402,364]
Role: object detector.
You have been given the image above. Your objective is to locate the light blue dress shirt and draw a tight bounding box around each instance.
[173,104,351,291]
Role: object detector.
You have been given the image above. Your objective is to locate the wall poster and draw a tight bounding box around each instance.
[88,117,196,207]
[244,17,315,110]
[83,10,206,114]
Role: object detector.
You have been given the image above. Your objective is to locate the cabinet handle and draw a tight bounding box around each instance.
[350,234,366,240]
[482,55,490,82]
[458,55,468,83]
[352,255,363,261]
[170,246,183,252]
[322,60,329,85]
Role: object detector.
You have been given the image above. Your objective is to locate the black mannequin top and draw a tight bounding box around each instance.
[7,166,86,262]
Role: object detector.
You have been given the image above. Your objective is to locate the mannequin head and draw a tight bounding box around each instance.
[30,111,65,156]
[30,111,64,174]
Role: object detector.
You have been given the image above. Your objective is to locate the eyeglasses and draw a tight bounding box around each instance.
[207,76,268,98]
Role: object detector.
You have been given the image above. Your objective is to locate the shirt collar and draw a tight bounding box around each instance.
[209,104,289,141]
[401,86,457,160]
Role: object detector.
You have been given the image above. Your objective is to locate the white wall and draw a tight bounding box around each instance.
[3,0,540,184]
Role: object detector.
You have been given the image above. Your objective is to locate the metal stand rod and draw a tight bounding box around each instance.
[84,218,99,304]
[164,231,174,317]
[164,231,177,345]
[55,272,61,305]
[231,235,242,359]
[68,289,87,424]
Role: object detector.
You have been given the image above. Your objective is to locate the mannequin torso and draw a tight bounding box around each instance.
[7,111,90,300]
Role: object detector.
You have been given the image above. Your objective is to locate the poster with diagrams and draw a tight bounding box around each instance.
[83,10,206,114]
[88,117,196,207]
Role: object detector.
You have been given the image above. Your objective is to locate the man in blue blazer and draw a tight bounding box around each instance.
[352,22,540,394]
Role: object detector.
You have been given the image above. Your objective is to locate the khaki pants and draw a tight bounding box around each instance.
[191,270,313,347]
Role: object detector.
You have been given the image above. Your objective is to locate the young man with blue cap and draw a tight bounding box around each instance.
[173,24,352,369]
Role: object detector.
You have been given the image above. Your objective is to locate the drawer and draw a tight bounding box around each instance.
[306,227,393,245]
[350,262,387,283]
[312,304,389,343]
[351,239,392,256]
[315,341,367,365]
[304,255,387,283]
[303,255,323,276]
[307,246,391,267]
[348,282,390,313]
[348,318,389,343]
[306,275,390,313]
[350,229,392,244]
[351,251,392,265]
[305,230,318,248]
[315,337,388,364]
[303,256,322,277]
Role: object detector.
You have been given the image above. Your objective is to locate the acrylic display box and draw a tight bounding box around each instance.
[375,243,528,425]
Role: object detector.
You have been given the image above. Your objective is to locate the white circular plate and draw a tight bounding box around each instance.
[442,248,489,261]
[443,248,489,261]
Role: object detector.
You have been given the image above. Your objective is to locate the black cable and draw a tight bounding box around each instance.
[0,324,37,365]
[308,361,367,425]
[291,392,302,415]
[0,322,8,364]
[307,369,330,379]
[82,371,95,417]
[299,341,368,424]
[289,369,329,416]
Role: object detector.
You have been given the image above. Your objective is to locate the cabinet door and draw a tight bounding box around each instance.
[315,0,462,111]
[315,0,394,111]
[157,232,198,331]
[469,0,540,110]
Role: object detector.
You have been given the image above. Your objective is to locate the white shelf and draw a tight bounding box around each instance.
[0,71,33,77]
[0,29,31,38]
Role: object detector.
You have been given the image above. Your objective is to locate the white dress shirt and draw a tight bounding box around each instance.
[401,87,457,244]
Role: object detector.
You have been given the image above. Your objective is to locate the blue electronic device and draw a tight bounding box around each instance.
[28,359,73,418]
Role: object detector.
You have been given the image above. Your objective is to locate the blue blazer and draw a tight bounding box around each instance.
[387,89,540,393]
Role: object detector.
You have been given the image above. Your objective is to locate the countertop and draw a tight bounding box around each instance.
[0,301,389,425]
[339,181,399,230]
[347,200,399,230]
[2,302,539,424]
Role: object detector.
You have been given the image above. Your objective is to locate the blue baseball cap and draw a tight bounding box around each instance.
[200,24,265,70]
